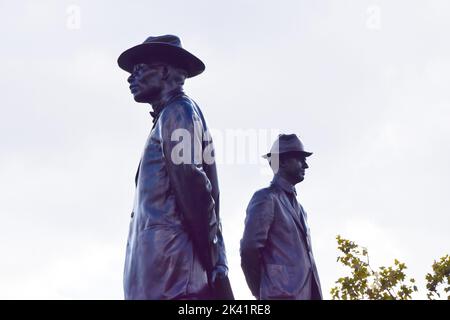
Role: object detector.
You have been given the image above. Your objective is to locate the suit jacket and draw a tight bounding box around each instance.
[124,91,232,299]
[240,175,322,300]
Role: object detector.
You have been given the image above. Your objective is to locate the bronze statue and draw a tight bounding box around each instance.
[240,134,322,300]
[118,35,233,300]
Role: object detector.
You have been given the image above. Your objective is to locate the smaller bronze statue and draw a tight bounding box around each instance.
[240,134,322,300]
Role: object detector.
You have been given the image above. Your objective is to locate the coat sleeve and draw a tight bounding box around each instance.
[201,128,228,270]
[160,101,217,275]
[216,220,228,267]
[240,190,275,298]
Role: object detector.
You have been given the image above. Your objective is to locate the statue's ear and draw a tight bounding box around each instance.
[278,154,291,171]
[161,65,170,80]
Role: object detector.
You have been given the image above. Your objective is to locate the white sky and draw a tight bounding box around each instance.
[0,0,449,299]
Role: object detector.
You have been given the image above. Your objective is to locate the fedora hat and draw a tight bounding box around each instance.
[117,34,205,78]
[262,134,313,159]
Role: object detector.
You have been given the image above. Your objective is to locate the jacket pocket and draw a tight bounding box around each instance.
[261,264,292,299]
[261,264,310,299]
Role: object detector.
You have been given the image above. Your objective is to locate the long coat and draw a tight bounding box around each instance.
[240,175,322,300]
[124,91,230,299]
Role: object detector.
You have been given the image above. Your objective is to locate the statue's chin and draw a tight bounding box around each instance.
[133,95,146,103]
[133,92,151,103]
[133,88,159,104]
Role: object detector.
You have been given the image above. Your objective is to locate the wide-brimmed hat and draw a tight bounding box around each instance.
[262,134,313,159]
[117,34,205,78]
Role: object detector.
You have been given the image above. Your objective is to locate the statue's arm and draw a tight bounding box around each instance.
[160,102,216,275]
[240,190,274,298]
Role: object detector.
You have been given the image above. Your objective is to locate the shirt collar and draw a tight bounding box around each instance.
[271,174,297,196]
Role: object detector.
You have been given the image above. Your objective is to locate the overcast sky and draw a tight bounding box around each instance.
[0,0,449,299]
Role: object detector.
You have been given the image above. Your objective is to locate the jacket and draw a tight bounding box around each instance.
[240,175,322,300]
[124,91,231,299]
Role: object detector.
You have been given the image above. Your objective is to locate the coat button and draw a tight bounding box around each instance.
[130,211,134,218]
[213,235,218,244]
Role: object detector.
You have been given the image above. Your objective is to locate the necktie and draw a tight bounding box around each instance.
[288,192,308,232]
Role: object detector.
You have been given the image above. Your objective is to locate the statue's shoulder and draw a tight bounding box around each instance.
[250,185,276,203]
[160,94,196,122]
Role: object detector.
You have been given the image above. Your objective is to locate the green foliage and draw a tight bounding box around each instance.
[425,254,450,300]
[331,235,449,300]
[331,235,417,300]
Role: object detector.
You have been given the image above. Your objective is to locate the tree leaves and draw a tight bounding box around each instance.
[331,235,417,300]
[332,235,449,300]
[425,254,450,300]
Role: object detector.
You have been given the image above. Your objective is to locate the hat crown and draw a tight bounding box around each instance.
[272,134,304,152]
[262,133,312,158]
[143,35,182,48]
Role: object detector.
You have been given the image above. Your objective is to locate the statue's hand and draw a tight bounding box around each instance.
[211,264,228,283]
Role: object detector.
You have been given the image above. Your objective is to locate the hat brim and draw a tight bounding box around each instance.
[117,42,205,78]
[262,151,313,159]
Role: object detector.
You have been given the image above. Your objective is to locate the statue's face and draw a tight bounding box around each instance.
[127,63,164,103]
[280,153,309,184]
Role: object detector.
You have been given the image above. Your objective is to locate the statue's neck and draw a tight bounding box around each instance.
[152,86,184,111]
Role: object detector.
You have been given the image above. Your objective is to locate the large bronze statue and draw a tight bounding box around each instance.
[118,35,233,300]
[240,134,322,300]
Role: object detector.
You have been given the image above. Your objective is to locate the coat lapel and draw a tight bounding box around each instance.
[279,191,307,237]
[135,160,141,187]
